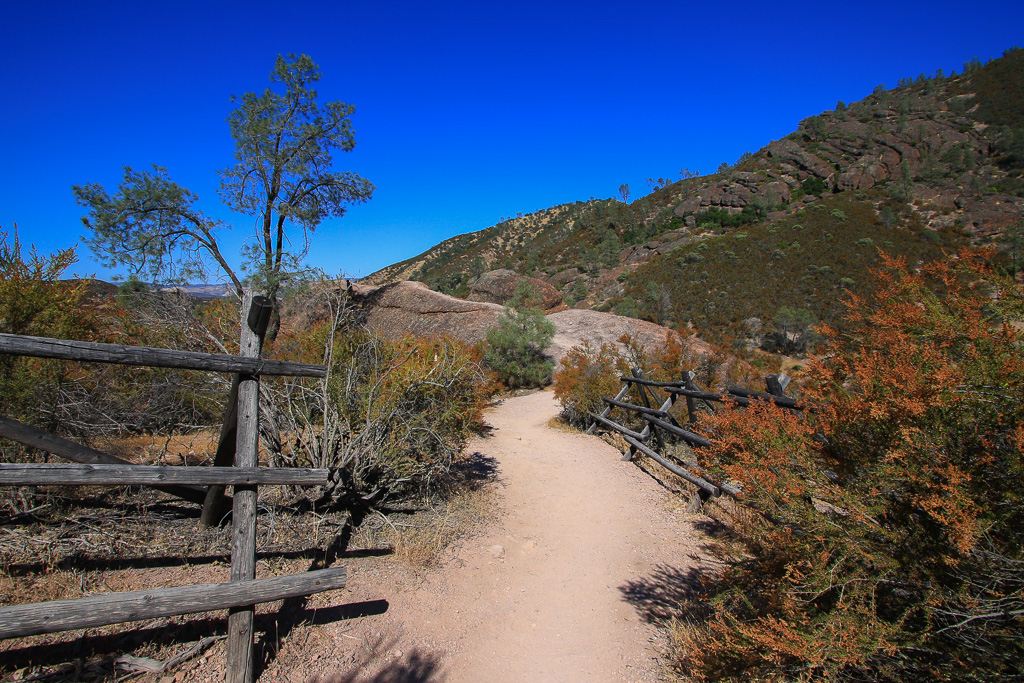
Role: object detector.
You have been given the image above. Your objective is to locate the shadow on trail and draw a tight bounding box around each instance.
[451,451,499,487]
[619,563,711,625]
[315,649,443,683]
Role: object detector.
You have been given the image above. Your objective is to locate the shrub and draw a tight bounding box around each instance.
[678,249,1024,681]
[552,341,623,428]
[483,284,556,389]
[553,333,711,428]
[271,299,489,506]
[0,230,98,460]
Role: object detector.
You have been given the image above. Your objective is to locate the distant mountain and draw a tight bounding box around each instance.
[64,279,235,299]
[365,48,1024,351]
[155,283,235,298]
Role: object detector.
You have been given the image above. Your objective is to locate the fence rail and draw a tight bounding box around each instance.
[0,463,330,487]
[0,568,347,640]
[0,333,326,377]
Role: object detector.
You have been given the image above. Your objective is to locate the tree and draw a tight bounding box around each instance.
[74,55,373,328]
[483,284,556,389]
[618,183,630,205]
[761,305,816,355]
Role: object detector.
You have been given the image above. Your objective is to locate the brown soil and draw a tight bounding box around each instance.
[325,390,713,682]
[2,391,715,682]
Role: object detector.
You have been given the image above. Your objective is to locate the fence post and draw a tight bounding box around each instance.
[199,376,240,528]
[632,369,666,452]
[765,373,790,397]
[587,382,630,435]
[227,293,272,683]
[681,370,697,423]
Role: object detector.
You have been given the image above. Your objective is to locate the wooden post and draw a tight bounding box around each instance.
[632,369,666,452]
[227,293,272,683]
[623,392,676,462]
[765,373,789,396]
[765,373,795,414]
[681,371,697,424]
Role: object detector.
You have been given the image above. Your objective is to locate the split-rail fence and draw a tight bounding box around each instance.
[588,369,807,510]
[0,293,345,683]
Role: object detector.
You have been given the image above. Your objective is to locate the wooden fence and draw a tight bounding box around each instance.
[589,370,805,510]
[0,293,344,683]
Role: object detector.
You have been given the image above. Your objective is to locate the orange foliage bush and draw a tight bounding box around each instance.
[681,249,1024,681]
[553,333,706,429]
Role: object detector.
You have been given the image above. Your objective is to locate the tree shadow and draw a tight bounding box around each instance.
[256,511,388,678]
[619,563,712,626]
[315,649,443,683]
[450,451,499,487]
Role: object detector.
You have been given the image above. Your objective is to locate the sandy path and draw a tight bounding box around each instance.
[340,390,706,682]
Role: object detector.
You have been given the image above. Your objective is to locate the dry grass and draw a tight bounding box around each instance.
[546,415,585,433]
[95,430,221,466]
[353,484,497,570]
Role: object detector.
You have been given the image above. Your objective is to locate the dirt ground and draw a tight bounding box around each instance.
[2,390,720,683]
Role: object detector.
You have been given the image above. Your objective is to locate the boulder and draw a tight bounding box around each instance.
[545,309,711,364]
[547,268,581,289]
[468,269,563,310]
[363,281,504,344]
[359,282,705,365]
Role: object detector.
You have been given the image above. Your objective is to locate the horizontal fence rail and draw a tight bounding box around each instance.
[0,414,210,505]
[0,463,331,487]
[0,333,326,378]
[0,568,347,640]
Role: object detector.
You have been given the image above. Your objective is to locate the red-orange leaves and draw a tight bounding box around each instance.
[678,249,1024,681]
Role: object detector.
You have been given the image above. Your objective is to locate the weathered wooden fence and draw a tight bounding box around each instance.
[589,370,805,510]
[0,293,344,683]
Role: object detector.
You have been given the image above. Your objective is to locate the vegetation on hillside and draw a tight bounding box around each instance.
[621,193,964,347]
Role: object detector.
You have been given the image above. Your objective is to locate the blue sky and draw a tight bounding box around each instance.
[2,0,1022,282]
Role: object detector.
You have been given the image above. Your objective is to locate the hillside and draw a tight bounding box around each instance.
[365,48,1024,350]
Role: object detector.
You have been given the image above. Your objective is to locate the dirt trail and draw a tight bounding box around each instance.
[351,390,709,682]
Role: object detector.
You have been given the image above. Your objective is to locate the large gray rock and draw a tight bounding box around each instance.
[363,281,504,344]
[545,309,712,364]
[468,269,563,310]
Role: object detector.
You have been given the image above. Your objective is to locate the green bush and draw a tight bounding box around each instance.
[483,284,556,389]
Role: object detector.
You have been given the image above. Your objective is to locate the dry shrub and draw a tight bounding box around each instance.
[268,285,490,507]
[552,340,624,428]
[677,249,1024,682]
[553,332,717,429]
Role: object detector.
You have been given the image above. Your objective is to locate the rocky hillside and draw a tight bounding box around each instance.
[366,48,1024,351]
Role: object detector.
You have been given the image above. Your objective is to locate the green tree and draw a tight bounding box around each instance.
[762,305,817,355]
[483,284,556,388]
[74,55,373,328]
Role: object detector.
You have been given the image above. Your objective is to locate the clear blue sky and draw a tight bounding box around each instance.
[2,0,1022,282]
